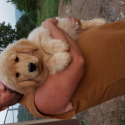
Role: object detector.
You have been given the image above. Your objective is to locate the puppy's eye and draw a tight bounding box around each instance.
[16,73,20,78]
[15,57,19,62]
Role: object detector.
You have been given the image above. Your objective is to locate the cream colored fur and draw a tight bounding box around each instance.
[0,18,106,94]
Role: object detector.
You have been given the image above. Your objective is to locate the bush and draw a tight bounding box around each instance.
[15,14,36,40]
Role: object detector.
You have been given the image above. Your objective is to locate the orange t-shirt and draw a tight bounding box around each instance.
[20,21,125,119]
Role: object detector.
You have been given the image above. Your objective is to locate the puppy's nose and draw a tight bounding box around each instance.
[28,63,36,72]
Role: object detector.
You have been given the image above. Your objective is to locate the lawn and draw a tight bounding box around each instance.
[37,0,60,26]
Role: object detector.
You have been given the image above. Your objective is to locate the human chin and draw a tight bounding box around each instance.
[6,87,23,102]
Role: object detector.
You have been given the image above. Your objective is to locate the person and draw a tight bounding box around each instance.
[0,80,23,111]
[0,18,84,119]
[1,18,125,120]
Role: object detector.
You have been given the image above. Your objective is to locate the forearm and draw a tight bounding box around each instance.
[50,30,84,109]
[42,18,67,41]
[41,18,82,55]
[35,19,84,115]
[42,20,84,104]
[37,56,84,115]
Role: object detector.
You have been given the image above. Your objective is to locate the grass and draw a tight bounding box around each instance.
[62,0,72,5]
[80,120,89,125]
[119,104,125,125]
[37,0,60,26]
[36,0,73,26]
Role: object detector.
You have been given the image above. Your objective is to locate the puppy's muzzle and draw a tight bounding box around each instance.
[28,63,36,72]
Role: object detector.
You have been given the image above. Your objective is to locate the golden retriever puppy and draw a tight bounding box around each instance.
[0,18,106,94]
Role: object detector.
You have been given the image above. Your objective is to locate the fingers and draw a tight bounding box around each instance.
[67,17,82,32]
[68,17,81,25]
[41,18,58,27]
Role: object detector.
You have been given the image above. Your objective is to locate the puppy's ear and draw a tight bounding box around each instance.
[18,81,37,87]
[13,38,37,53]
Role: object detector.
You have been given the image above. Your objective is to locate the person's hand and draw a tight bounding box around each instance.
[35,18,84,115]
[41,18,58,29]
[68,17,81,25]
[68,17,82,32]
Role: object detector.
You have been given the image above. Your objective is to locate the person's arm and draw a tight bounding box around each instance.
[41,18,82,54]
[34,18,84,115]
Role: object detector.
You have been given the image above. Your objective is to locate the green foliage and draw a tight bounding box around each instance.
[37,0,72,25]
[62,0,72,5]
[27,11,37,26]
[0,22,16,50]
[37,0,59,25]
[81,120,89,125]
[7,0,37,27]
[121,119,125,124]
[119,104,125,125]
[7,0,37,13]
[15,14,36,40]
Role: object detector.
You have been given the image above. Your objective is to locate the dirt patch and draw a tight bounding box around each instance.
[58,0,125,21]
[58,0,125,125]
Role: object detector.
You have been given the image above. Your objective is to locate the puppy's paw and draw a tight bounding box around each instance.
[51,39,70,53]
[80,18,107,30]
[47,52,72,74]
[92,18,107,26]
[68,17,82,32]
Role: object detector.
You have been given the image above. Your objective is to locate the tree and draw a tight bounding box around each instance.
[0,22,16,51]
[7,0,37,26]
[7,0,38,13]
[15,14,36,40]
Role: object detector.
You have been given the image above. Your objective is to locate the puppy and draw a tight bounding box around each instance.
[0,18,106,94]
